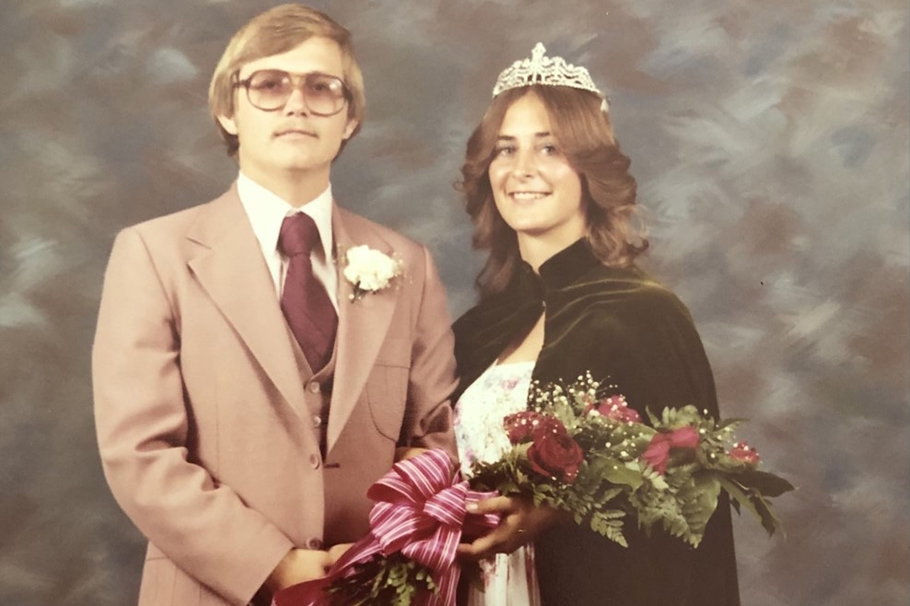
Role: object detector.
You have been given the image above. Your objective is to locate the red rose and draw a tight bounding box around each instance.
[527,418,584,483]
[642,426,700,475]
[503,411,545,443]
[594,395,641,423]
[729,441,761,467]
[531,416,569,440]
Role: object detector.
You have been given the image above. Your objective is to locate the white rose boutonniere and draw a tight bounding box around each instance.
[342,245,403,301]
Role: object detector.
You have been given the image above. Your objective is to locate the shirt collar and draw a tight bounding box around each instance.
[236,171,335,261]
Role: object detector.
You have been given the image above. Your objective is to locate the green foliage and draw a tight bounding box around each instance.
[717,475,788,538]
[326,553,438,606]
[733,469,796,497]
[676,473,721,546]
[590,509,628,546]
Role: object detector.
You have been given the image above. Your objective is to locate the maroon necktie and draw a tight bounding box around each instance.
[278,213,338,371]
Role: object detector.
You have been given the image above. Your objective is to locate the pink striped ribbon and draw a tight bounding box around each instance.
[273,449,499,606]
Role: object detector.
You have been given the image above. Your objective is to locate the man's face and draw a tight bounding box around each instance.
[218,37,357,185]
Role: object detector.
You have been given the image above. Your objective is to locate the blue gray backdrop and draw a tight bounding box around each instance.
[1,1,907,605]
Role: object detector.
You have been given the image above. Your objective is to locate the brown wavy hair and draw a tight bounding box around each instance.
[459,85,648,297]
[208,4,365,158]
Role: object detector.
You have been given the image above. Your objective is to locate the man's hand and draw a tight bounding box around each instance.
[327,542,354,564]
[264,548,333,593]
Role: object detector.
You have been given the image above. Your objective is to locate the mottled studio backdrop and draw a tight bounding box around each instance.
[1,0,907,604]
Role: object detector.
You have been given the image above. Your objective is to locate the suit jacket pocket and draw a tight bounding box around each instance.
[374,336,411,369]
[366,365,409,441]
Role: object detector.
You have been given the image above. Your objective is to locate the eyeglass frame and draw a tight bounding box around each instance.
[232,70,352,116]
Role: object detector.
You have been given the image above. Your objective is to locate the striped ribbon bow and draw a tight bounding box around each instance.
[273,449,499,606]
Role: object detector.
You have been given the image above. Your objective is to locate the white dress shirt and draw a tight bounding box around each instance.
[237,171,339,310]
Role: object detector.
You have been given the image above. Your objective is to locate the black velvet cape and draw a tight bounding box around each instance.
[453,240,740,606]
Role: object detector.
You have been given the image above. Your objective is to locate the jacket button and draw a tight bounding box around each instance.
[309,453,321,469]
[308,381,321,393]
[306,538,323,550]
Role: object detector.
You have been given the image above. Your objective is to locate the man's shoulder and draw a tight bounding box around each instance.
[129,205,203,238]
[125,188,235,242]
[336,207,426,257]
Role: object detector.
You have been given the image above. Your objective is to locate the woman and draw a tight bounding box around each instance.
[452,44,740,606]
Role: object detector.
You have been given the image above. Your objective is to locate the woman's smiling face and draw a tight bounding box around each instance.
[488,92,586,247]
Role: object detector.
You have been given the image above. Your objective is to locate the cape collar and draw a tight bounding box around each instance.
[511,238,603,297]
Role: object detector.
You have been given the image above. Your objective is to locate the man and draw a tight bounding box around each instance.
[92,5,457,605]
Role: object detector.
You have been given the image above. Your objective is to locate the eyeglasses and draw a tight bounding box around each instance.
[233,70,350,116]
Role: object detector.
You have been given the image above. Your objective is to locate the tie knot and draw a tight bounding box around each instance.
[278,213,321,257]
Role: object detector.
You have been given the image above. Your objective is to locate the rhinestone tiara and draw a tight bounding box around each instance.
[492,43,608,110]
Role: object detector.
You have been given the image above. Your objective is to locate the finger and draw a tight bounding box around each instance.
[462,522,526,559]
[318,552,334,571]
[328,543,354,561]
[457,546,494,562]
[456,534,499,560]
[396,447,429,461]
[487,522,530,553]
[321,554,338,575]
[467,495,518,515]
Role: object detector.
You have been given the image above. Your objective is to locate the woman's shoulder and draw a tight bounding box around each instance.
[452,297,492,341]
[582,264,695,322]
[453,282,528,334]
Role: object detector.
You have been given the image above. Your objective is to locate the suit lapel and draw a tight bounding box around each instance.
[186,187,309,420]
[327,207,400,453]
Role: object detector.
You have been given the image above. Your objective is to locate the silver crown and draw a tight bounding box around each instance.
[492,43,608,111]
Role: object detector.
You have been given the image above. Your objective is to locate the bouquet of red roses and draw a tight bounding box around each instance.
[468,372,794,547]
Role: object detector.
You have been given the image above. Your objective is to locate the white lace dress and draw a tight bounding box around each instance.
[454,361,541,606]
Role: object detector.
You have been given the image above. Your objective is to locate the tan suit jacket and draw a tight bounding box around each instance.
[92,186,457,606]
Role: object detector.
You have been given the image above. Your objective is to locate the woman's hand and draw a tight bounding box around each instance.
[456,495,569,561]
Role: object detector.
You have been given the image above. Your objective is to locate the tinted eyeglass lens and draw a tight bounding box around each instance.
[303,74,347,115]
[246,70,347,115]
[246,70,288,110]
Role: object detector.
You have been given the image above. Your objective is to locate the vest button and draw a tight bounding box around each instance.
[306,538,323,550]
[312,415,322,428]
[308,381,321,393]
[309,453,321,469]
